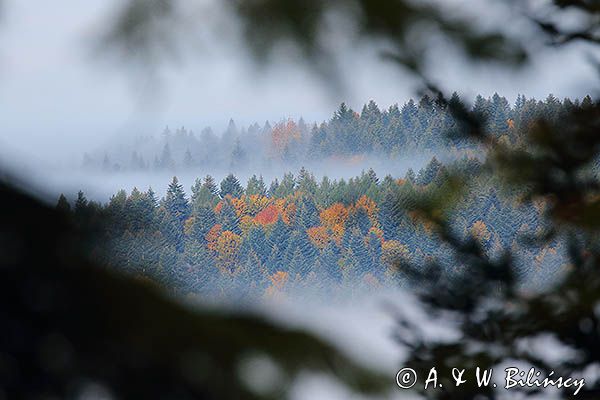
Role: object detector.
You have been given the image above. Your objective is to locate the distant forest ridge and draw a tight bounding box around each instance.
[83,93,594,172]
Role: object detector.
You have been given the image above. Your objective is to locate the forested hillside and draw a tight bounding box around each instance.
[60,159,578,301]
[61,94,599,301]
[83,93,591,172]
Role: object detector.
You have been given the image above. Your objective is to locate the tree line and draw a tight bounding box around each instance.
[82,93,593,172]
[58,155,576,300]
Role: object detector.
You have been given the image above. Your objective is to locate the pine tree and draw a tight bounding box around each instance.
[297,167,318,196]
[160,143,175,170]
[146,187,158,209]
[268,178,280,198]
[220,174,244,198]
[190,206,217,243]
[288,247,308,277]
[416,157,442,186]
[165,176,190,224]
[318,243,342,283]
[230,138,246,169]
[284,231,317,269]
[158,207,186,253]
[268,217,291,254]
[56,194,71,213]
[379,190,402,241]
[219,198,241,235]
[183,149,194,169]
[74,191,88,216]
[349,229,371,275]
[367,232,383,277]
[192,176,219,209]
[246,175,267,196]
[244,226,269,265]
[266,244,284,274]
[274,173,296,198]
[295,196,320,230]
[355,207,372,236]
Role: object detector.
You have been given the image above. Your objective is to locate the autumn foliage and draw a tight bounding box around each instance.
[271,119,301,157]
[265,271,289,299]
[320,203,349,244]
[205,224,222,251]
[307,226,330,249]
[381,240,409,269]
[254,204,279,226]
[215,230,242,274]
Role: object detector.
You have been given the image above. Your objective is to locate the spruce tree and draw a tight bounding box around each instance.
[220,174,244,198]
[164,176,190,224]
[349,230,371,275]
[274,173,296,198]
[183,149,194,169]
[297,167,318,197]
[244,226,269,264]
[246,175,267,196]
[268,178,280,198]
[230,138,246,169]
[192,176,219,209]
[56,194,71,213]
[416,157,442,186]
[295,196,319,230]
[367,232,383,277]
[319,243,342,284]
[268,217,291,254]
[219,198,241,235]
[288,248,308,278]
[266,244,284,274]
[74,191,88,216]
[191,206,217,243]
[355,207,372,236]
[160,143,175,170]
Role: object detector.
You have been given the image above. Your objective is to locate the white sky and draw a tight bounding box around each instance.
[0,0,597,165]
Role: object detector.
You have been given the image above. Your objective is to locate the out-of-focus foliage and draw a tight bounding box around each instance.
[97,0,599,90]
[98,0,531,81]
[390,92,600,399]
[0,181,387,399]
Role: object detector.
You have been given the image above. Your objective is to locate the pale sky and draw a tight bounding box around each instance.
[0,0,597,166]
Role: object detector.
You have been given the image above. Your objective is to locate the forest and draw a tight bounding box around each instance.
[5,0,600,398]
[61,92,597,301]
[82,93,594,172]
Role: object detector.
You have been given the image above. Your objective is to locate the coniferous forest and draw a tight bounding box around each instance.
[83,93,590,173]
[62,94,595,301]
[6,1,600,399]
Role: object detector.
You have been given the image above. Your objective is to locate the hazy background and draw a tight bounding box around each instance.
[0,0,596,169]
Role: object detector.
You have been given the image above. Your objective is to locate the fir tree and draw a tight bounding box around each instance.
[246,175,267,196]
[191,206,217,243]
[74,191,88,216]
[230,138,246,169]
[220,174,244,198]
[295,196,320,230]
[319,243,342,283]
[268,217,291,254]
[192,176,219,209]
[160,143,175,171]
[164,176,190,224]
[56,194,71,213]
[219,198,241,235]
[183,149,194,169]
